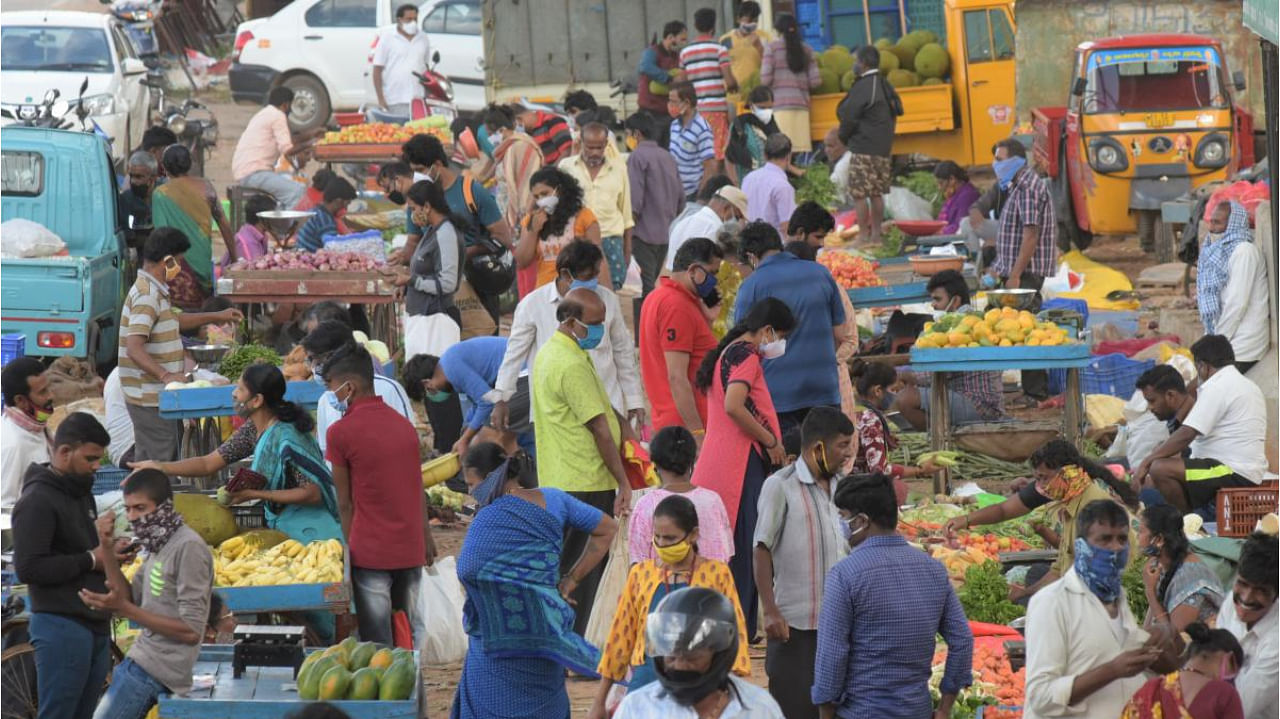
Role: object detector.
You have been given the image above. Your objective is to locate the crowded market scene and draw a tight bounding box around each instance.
[0,0,1278,717]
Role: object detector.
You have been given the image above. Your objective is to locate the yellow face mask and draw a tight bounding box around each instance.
[162,256,181,281]
[625,134,638,151]
[653,537,692,565]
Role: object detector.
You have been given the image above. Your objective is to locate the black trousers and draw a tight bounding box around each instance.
[766,629,820,719]
[561,489,616,636]
[1003,272,1049,400]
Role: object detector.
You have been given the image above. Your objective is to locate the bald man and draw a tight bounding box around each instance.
[531,287,633,634]
[559,123,634,290]
[824,128,853,207]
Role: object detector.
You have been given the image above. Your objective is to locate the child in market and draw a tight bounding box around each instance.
[223,194,277,269]
[296,178,357,253]
[626,426,734,564]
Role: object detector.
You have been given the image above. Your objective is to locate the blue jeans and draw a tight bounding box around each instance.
[29,612,112,719]
[351,566,423,647]
[92,658,167,719]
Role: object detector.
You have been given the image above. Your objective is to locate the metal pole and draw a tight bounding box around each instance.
[1261,39,1278,249]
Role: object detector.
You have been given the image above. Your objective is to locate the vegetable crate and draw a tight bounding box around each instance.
[1,333,24,368]
[1216,483,1279,538]
[1047,352,1153,397]
[92,467,131,495]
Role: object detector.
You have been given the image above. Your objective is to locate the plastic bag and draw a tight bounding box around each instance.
[0,218,66,258]
[883,186,934,221]
[322,229,386,263]
[1204,181,1269,226]
[417,556,468,665]
[584,515,629,648]
[1040,261,1086,296]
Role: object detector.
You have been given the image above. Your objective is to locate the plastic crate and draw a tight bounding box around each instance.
[1216,484,1279,538]
[232,503,267,530]
[92,467,130,495]
[1041,298,1088,328]
[1048,352,1154,397]
[1,334,24,368]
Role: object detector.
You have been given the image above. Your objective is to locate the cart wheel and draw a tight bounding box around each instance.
[201,418,221,457]
[0,643,38,719]
[181,421,201,464]
[1153,215,1176,264]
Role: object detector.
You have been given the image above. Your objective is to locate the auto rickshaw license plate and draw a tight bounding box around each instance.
[1145,112,1175,128]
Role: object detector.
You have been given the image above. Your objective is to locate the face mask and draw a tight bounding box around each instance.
[311,372,327,386]
[514,122,526,134]
[328,382,352,414]
[574,319,605,351]
[387,190,406,205]
[1073,536,1129,603]
[993,156,1026,190]
[878,390,896,411]
[1141,542,1161,558]
[569,277,599,292]
[489,130,504,146]
[413,171,434,184]
[32,405,53,423]
[751,106,774,125]
[841,515,867,546]
[163,257,181,281]
[625,134,638,151]
[425,387,451,403]
[411,208,432,227]
[400,20,418,35]
[813,441,832,478]
[233,398,255,419]
[692,267,718,299]
[130,183,151,198]
[535,195,559,212]
[759,330,786,360]
[740,22,758,32]
[470,459,510,508]
[653,536,692,565]
[130,500,183,554]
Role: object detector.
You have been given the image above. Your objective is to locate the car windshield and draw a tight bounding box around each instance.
[1083,46,1227,113]
[1,26,114,73]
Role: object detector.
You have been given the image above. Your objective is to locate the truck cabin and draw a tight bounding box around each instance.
[1071,35,1240,118]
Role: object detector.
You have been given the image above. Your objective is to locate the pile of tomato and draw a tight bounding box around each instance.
[974,643,1025,715]
[818,251,883,289]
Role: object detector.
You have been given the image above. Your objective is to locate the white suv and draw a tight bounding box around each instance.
[231,0,486,132]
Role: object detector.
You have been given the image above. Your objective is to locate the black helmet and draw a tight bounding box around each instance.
[645,587,739,706]
[463,248,515,295]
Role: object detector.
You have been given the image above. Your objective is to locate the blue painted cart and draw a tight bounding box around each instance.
[217,543,352,615]
[159,646,421,718]
[909,343,1093,494]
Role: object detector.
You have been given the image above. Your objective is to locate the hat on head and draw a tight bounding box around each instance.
[714,185,749,218]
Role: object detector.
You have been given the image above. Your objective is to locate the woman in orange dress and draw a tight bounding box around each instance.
[515,166,603,292]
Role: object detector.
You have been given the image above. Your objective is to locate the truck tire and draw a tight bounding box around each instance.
[1136,210,1158,254]
[1051,171,1093,252]
[281,74,330,133]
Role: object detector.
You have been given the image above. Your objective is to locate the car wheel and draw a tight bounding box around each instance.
[282,74,330,133]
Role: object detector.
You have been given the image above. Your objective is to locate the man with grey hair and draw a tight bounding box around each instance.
[741,132,796,233]
[119,149,158,235]
[559,122,634,291]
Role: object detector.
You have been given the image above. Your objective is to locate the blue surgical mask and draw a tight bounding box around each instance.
[841,515,867,546]
[311,372,327,386]
[1073,536,1129,603]
[878,390,896,411]
[569,277,599,292]
[328,382,352,414]
[575,319,605,351]
[693,267,718,298]
[993,156,1026,190]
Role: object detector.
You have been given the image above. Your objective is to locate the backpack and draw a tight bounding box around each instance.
[457,172,505,255]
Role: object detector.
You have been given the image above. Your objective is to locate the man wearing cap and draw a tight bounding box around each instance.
[664,184,748,271]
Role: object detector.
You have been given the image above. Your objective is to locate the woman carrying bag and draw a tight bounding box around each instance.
[395,179,467,361]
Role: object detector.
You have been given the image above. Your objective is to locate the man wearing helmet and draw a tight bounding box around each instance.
[613,586,784,718]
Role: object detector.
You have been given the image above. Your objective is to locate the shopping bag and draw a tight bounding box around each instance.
[455,279,497,339]
[584,515,630,648]
[404,311,461,361]
[417,556,469,665]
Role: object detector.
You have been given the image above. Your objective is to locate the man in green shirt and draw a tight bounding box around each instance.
[532,288,633,633]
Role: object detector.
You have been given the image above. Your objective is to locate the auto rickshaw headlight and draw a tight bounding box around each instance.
[1194,133,1229,169]
[1088,138,1128,173]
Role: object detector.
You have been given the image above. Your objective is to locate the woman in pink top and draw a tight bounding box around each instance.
[759,13,821,151]
[691,296,794,639]
[629,426,733,564]
[222,194,276,270]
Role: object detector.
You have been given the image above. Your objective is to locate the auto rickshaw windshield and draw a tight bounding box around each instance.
[1083,47,1228,114]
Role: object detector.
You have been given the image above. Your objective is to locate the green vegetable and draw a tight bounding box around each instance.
[1122,561,1149,621]
[898,170,944,216]
[870,225,906,258]
[957,561,1025,625]
[218,344,282,381]
[793,164,840,211]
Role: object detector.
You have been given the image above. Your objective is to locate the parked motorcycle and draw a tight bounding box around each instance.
[365,51,457,123]
[160,98,218,177]
[0,78,92,132]
[105,0,161,64]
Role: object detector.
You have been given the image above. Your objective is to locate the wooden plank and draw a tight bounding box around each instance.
[930,370,950,496]
[1064,367,1084,449]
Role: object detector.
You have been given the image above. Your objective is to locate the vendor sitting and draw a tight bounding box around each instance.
[1132,334,1267,514]
[1136,365,1193,442]
[892,270,1005,428]
[934,161,979,236]
[295,177,357,253]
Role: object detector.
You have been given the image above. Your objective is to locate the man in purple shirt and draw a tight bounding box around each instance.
[741,133,796,234]
[625,112,686,299]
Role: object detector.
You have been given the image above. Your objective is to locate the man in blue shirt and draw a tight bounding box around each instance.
[295,177,356,253]
[813,473,973,718]
[732,221,847,438]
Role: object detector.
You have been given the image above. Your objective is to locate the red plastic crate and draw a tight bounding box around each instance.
[1216,483,1279,537]
[333,112,366,127]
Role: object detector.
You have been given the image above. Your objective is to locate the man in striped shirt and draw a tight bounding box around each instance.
[514,107,573,166]
[118,229,242,461]
[679,8,737,165]
[295,177,356,253]
[667,81,716,199]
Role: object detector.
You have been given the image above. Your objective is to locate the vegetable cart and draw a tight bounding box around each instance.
[908,343,1093,495]
[158,382,326,482]
[215,268,402,357]
[314,143,409,166]
[159,646,422,719]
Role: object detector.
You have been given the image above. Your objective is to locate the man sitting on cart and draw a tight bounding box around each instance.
[231,87,326,210]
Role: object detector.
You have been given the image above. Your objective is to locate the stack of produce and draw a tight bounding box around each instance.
[929,544,996,584]
[794,164,840,210]
[298,637,416,701]
[956,561,1024,624]
[217,344,282,381]
[927,657,998,719]
[229,249,384,272]
[891,432,1031,484]
[973,643,1026,716]
[914,309,1076,349]
[212,536,345,587]
[426,483,469,511]
[320,122,418,146]
[818,251,883,289]
[403,115,453,143]
[814,44,854,94]
[877,30,951,89]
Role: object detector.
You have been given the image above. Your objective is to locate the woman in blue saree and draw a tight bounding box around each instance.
[452,443,617,719]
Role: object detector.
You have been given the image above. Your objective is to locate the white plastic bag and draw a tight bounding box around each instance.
[1041,261,1086,296]
[584,515,629,648]
[884,186,934,221]
[1,219,66,258]
[403,311,461,360]
[417,556,469,665]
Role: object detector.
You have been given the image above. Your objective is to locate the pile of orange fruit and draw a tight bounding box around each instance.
[974,643,1025,714]
[320,123,419,146]
[954,532,1031,554]
[818,251,883,289]
[914,307,1075,349]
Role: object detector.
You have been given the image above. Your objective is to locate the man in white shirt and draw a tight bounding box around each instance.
[664,185,747,271]
[822,128,852,206]
[372,4,431,116]
[1024,499,1163,719]
[1216,531,1278,719]
[300,321,414,454]
[103,367,135,467]
[492,240,644,430]
[1132,334,1267,512]
[1,358,53,507]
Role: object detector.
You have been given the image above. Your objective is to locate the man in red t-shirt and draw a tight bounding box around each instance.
[324,344,436,646]
[638,237,724,442]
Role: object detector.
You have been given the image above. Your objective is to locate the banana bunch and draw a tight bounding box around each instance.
[915,450,960,468]
[214,538,345,588]
[929,545,994,583]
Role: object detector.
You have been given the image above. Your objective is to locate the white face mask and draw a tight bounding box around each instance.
[535,195,559,212]
[400,21,419,36]
[751,106,774,125]
[489,130,504,146]
[413,171,433,184]
[759,329,787,360]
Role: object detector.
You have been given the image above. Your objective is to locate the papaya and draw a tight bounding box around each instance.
[347,667,381,700]
[348,641,377,670]
[368,647,396,671]
[391,647,413,663]
[339,636,359,654]
[317,666,353,701]
[323,643,350,669]
[298,655,338,700]
[379,658,415,701]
